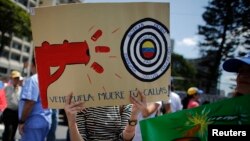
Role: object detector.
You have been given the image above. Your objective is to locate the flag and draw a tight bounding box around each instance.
[140,94,250,141]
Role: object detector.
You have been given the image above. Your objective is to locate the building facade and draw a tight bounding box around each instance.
[0,0,80,78]
[0,0,40,77]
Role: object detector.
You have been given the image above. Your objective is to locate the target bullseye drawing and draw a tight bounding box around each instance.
[121,18,171,82]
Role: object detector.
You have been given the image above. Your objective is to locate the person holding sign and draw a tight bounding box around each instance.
[64,90,147,141]
[222,53,250,97]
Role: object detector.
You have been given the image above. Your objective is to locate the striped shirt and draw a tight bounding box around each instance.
[76,105,132,141]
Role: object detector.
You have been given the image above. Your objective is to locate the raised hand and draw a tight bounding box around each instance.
[64,92,85,124]
[130,90,147,116]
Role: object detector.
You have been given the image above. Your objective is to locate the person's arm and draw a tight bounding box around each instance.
[19,100,35,121]
[123,90,147,141]
[162,97,172,114]
[122,111,138,141]
[164,103,172,114]
[141,102,160,118]
[18,99,35,135]
[68,122,84,141]
[64,93,85,141]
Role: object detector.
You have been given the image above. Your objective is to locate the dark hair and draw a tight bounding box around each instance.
[182,96,190,109]
[181,95,195,109]
[170,79,175,91]
[170,85,175,91]
[32,57,36,66]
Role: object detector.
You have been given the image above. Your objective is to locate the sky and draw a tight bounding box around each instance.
[166,0,235,95]
[83,0,234,95]
[166,0,208,59]
[83,0,208,59]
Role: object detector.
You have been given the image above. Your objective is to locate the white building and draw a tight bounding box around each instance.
[0,0,80,78]
[0,0,39,77]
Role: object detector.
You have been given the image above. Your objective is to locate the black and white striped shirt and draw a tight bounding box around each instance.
[76,105,132,141]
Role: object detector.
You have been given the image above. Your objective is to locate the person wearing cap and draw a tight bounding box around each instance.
[222,53,250,97]
[182,87,203,109]
[2,70,22,141]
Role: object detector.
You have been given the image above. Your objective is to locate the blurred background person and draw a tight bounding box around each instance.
[222,53,250,97]
[132,101,162,141]
[18,58,52,141]
[162,81,183,114]
[0,81,7,123]
[182,87,203,109]
[0,76,10,88]
[169,84,183,113]
[46,109,58,141]
[2,70,22,141]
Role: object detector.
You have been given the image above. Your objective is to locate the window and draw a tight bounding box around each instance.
[18,0,28,6]
[22,56,29,62]
[11,53,20,62]
[0,67,7,74]
[29,2,36,8]
[2,50,9,59]
[12,41,22,51]
[23,45,30,53]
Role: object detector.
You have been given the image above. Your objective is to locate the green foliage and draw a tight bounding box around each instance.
[198,0,250,93]
[0,0,31,55]
[171,53,197,91]
[15,7,32,39]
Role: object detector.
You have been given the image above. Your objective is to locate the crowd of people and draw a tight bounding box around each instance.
[0,58,57,141]
[0,52,249,140]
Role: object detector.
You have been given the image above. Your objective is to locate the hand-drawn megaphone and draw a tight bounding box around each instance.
[35,40,90,108]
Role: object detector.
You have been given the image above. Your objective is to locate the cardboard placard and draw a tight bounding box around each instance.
[31,2,171,108]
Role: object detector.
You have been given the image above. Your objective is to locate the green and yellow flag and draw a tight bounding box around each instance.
[140,94,250,141]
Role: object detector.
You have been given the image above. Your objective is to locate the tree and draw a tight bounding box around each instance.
[198,0,250,94]
[171,53,197,91]
[0,0,31,55]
